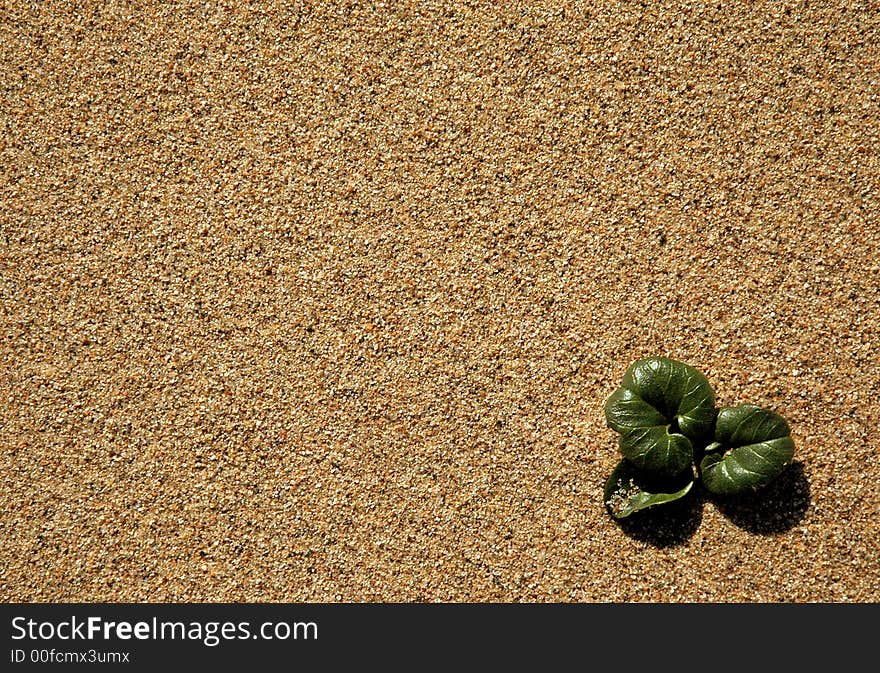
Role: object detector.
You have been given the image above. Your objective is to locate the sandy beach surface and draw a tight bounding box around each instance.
[2,1,878,602]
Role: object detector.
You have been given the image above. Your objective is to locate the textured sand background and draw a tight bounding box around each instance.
[2,1,878,602]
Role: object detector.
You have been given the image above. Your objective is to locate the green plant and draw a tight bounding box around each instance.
[603,357,796,519]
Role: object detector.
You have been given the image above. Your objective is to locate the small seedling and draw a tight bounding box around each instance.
[603,357,795,519]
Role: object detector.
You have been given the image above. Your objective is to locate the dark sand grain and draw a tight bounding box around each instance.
[1,1,878,602]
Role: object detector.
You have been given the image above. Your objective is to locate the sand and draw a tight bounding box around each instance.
[1,1,878,602]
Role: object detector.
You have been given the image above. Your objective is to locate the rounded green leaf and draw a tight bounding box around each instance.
[604,357,715,476]
[700,404,795,496]
[604,459,694,519]
[617,425,694,476]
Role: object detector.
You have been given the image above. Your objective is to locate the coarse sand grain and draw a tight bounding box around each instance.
[1,1,878,602]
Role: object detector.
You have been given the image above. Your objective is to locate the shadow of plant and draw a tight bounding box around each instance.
[612,462,811,546]
[613,485,704,548]
[711,461,811,534]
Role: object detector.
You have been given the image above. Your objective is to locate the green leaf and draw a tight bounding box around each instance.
[618,425,694,476]
[604,357,715,476]
[603,459,694,519]
[700,404,796,496]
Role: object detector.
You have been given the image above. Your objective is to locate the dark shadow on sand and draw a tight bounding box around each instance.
[610,460,810,546]
[613,485,704,548]
[711,462,810,534]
